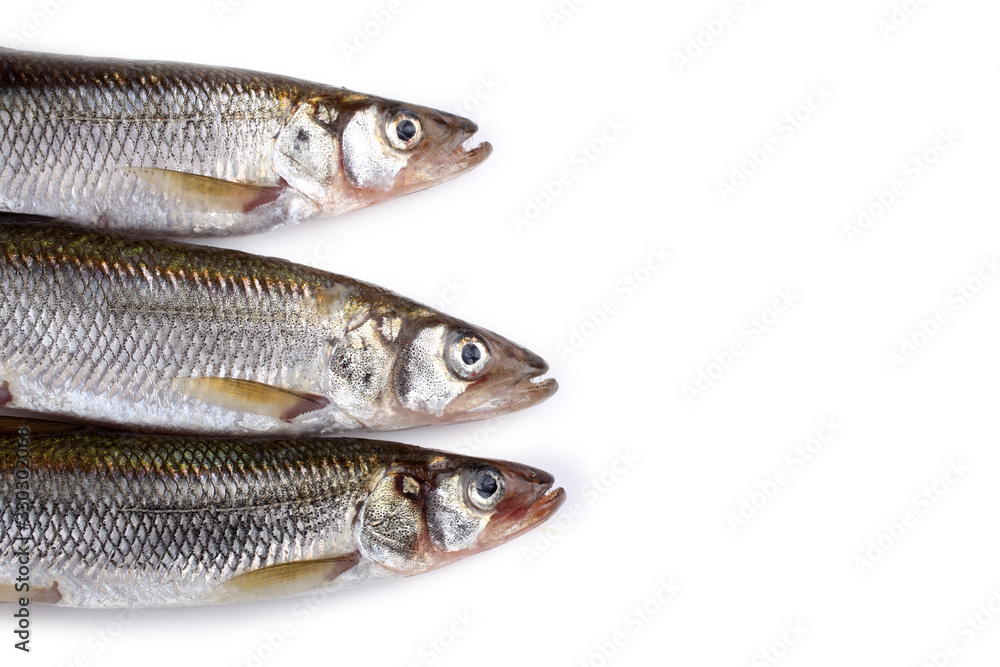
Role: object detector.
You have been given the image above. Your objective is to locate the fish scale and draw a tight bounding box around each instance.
[0,430,392,606]
[0,219,347,433]
[0,50,299,234]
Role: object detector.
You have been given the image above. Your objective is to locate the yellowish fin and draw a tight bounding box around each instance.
[0,582,61,604]
[220,554,359,602]
[172,377,329,421]
[123,167,285,213]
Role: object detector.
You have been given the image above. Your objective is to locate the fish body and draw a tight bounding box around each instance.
[0,48,490,236]
[0,216,556,434]
[0,420,564,608]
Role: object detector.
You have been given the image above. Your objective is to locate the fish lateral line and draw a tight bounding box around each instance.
[116,495,338,515]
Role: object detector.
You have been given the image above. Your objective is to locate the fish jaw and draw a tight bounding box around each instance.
[468,460,566,554]
[394,137,493,196]
[458,375,559,422]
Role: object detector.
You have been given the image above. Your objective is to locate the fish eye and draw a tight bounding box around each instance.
[386,109,423,151]
[467,467,505,511]
[446,333,491,379]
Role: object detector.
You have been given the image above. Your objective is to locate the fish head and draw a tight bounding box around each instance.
[357,454,565,574]
[320,288,556,429]
[388,316,558,427]
[273,93,491,214]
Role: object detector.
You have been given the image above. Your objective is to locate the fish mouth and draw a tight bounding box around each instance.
[501,486,566,539]
[387,136,491,202]
[475,462,566,550]
[451,139,493,169]
[421,138,493,183]
[512,373,559,403]
[419,111,492,178]
[466,372,559,416]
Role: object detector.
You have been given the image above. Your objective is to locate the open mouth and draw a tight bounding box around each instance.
[525,487,566,527]
[494,485,566,543]
[399,137,491,199]
[526,372,556,387]
[513,368,559,400]
[430,138,493,178]
[516,374,558,400]
[465,372,559,416]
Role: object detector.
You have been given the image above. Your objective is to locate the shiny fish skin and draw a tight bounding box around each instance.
[0,48,491,236]
[0,421,565,608]
[0,216,557,434]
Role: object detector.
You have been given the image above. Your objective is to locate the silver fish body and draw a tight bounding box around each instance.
[0,216,556,434]
[0,420,564,608]
[0,48,490,236]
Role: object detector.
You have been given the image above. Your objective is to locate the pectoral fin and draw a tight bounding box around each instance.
[220,553,360,602]
[173,377,329,421]
[0,582,61,605]
[124,167,285,213]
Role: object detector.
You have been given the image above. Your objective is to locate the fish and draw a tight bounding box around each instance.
[0,48,491,237]
[0,418,565,608]
[0,215,557,434]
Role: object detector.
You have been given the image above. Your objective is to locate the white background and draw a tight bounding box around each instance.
[7,0,1000,665]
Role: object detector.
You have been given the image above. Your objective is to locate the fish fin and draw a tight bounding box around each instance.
[172,377,330,421]
[0,586,19,603]
[0,582,61,605]
[123,167,285,213]
[220,553,360,601]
